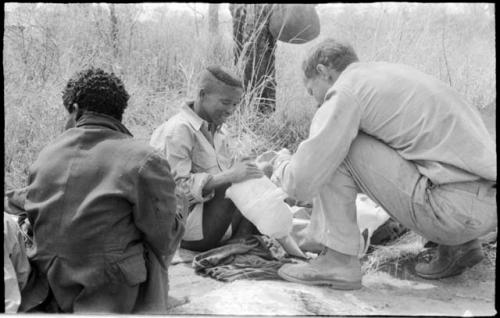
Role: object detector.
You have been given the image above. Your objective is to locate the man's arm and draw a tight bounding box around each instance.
[274,88,362,201]
[160,123,219,205]
[134,152,185,265]
[160,123,263,200]
[203,161,263,192]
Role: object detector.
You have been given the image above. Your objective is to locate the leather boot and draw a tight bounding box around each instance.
[415,239,484,279]
[278,248,362,290]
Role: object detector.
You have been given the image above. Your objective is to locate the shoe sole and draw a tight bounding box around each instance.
[277,268,362,290]
[416,247,484,280]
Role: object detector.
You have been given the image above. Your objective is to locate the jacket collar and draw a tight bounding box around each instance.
[76,111,133,137]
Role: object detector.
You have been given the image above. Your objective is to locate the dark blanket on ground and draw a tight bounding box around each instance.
[192,235,295,282]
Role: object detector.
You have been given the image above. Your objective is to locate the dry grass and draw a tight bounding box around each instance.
[361,231,497,278]
[482,242,497,266]
[361,231,427,276]
[3,4,497,269]
[4,3,495,189]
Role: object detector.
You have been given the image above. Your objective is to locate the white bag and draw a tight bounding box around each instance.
[225,176,293,239]
[356,195,390,257]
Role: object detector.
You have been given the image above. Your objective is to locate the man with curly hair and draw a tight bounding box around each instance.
[13,68,185,313]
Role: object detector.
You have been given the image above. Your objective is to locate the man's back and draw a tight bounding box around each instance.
[24,112,183,313]
[335,61,496,184]
[27,123,145,257]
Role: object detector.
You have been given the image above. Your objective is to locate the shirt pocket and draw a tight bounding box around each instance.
[192,141,219,172]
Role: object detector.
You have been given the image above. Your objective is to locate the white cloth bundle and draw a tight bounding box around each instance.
[225,177,293,239]
[355,194,390,257]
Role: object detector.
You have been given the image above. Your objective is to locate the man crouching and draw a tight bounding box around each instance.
[273,39,496,289]
[150,66,263,252]
[19,68,185,313]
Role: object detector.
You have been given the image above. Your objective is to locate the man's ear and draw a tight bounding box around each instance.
[317,64,340,83]
[316,64,330,80]
[64,103,80,130]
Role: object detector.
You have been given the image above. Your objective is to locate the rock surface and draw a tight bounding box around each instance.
[166,252,496,316]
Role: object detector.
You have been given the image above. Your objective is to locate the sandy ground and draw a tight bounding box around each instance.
[165,249,496,316]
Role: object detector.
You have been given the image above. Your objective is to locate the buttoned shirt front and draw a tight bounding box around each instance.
[275,62,497,201]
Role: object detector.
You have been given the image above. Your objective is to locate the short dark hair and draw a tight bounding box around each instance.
[302,38,359,79]
[62,68,130,121]
[206,65,243,88]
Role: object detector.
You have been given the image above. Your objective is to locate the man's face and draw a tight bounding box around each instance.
[304,75,334,106]
[201,86,243,126]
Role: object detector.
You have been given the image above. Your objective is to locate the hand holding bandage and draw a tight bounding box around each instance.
[253,149,292,180]
[227,161,263,183]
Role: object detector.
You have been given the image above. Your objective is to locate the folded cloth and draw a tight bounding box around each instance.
[192,235,294,282]
[171,248,198,265]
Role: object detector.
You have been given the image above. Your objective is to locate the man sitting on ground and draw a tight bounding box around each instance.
[16,68,185,313]
[150,66,263,252]
[271,38,496,289]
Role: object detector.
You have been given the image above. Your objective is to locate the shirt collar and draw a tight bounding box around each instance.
[181,101,205,131]
[181,101,222,132]
[75,111,133,137]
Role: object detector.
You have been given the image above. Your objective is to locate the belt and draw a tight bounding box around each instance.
[449,180,496,197]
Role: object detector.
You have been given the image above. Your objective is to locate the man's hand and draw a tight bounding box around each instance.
[228,161,264,183]
[204,160,264,192]
[284,197,313,208]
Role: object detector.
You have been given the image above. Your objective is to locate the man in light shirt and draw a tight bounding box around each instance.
[273,38,496,289]
[150,66,263,252]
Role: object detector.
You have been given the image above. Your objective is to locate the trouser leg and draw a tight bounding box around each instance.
[346,133,496,245]
[307,162,361,256]
[309,132,496,255]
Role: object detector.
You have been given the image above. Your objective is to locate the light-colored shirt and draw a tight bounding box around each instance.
[275,62,496,201]
[150,102,233,210]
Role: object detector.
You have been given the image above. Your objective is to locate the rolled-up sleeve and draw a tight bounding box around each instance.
[162,123,215,206]
[275,87,362,201]
[134,151,185,265]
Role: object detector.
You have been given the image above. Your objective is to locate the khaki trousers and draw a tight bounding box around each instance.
[308,133,497,256]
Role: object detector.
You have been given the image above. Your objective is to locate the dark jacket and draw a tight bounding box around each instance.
[23,111,185,312]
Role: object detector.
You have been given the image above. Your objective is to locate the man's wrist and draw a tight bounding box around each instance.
[205,170,233,191]
[201,174,215,195]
